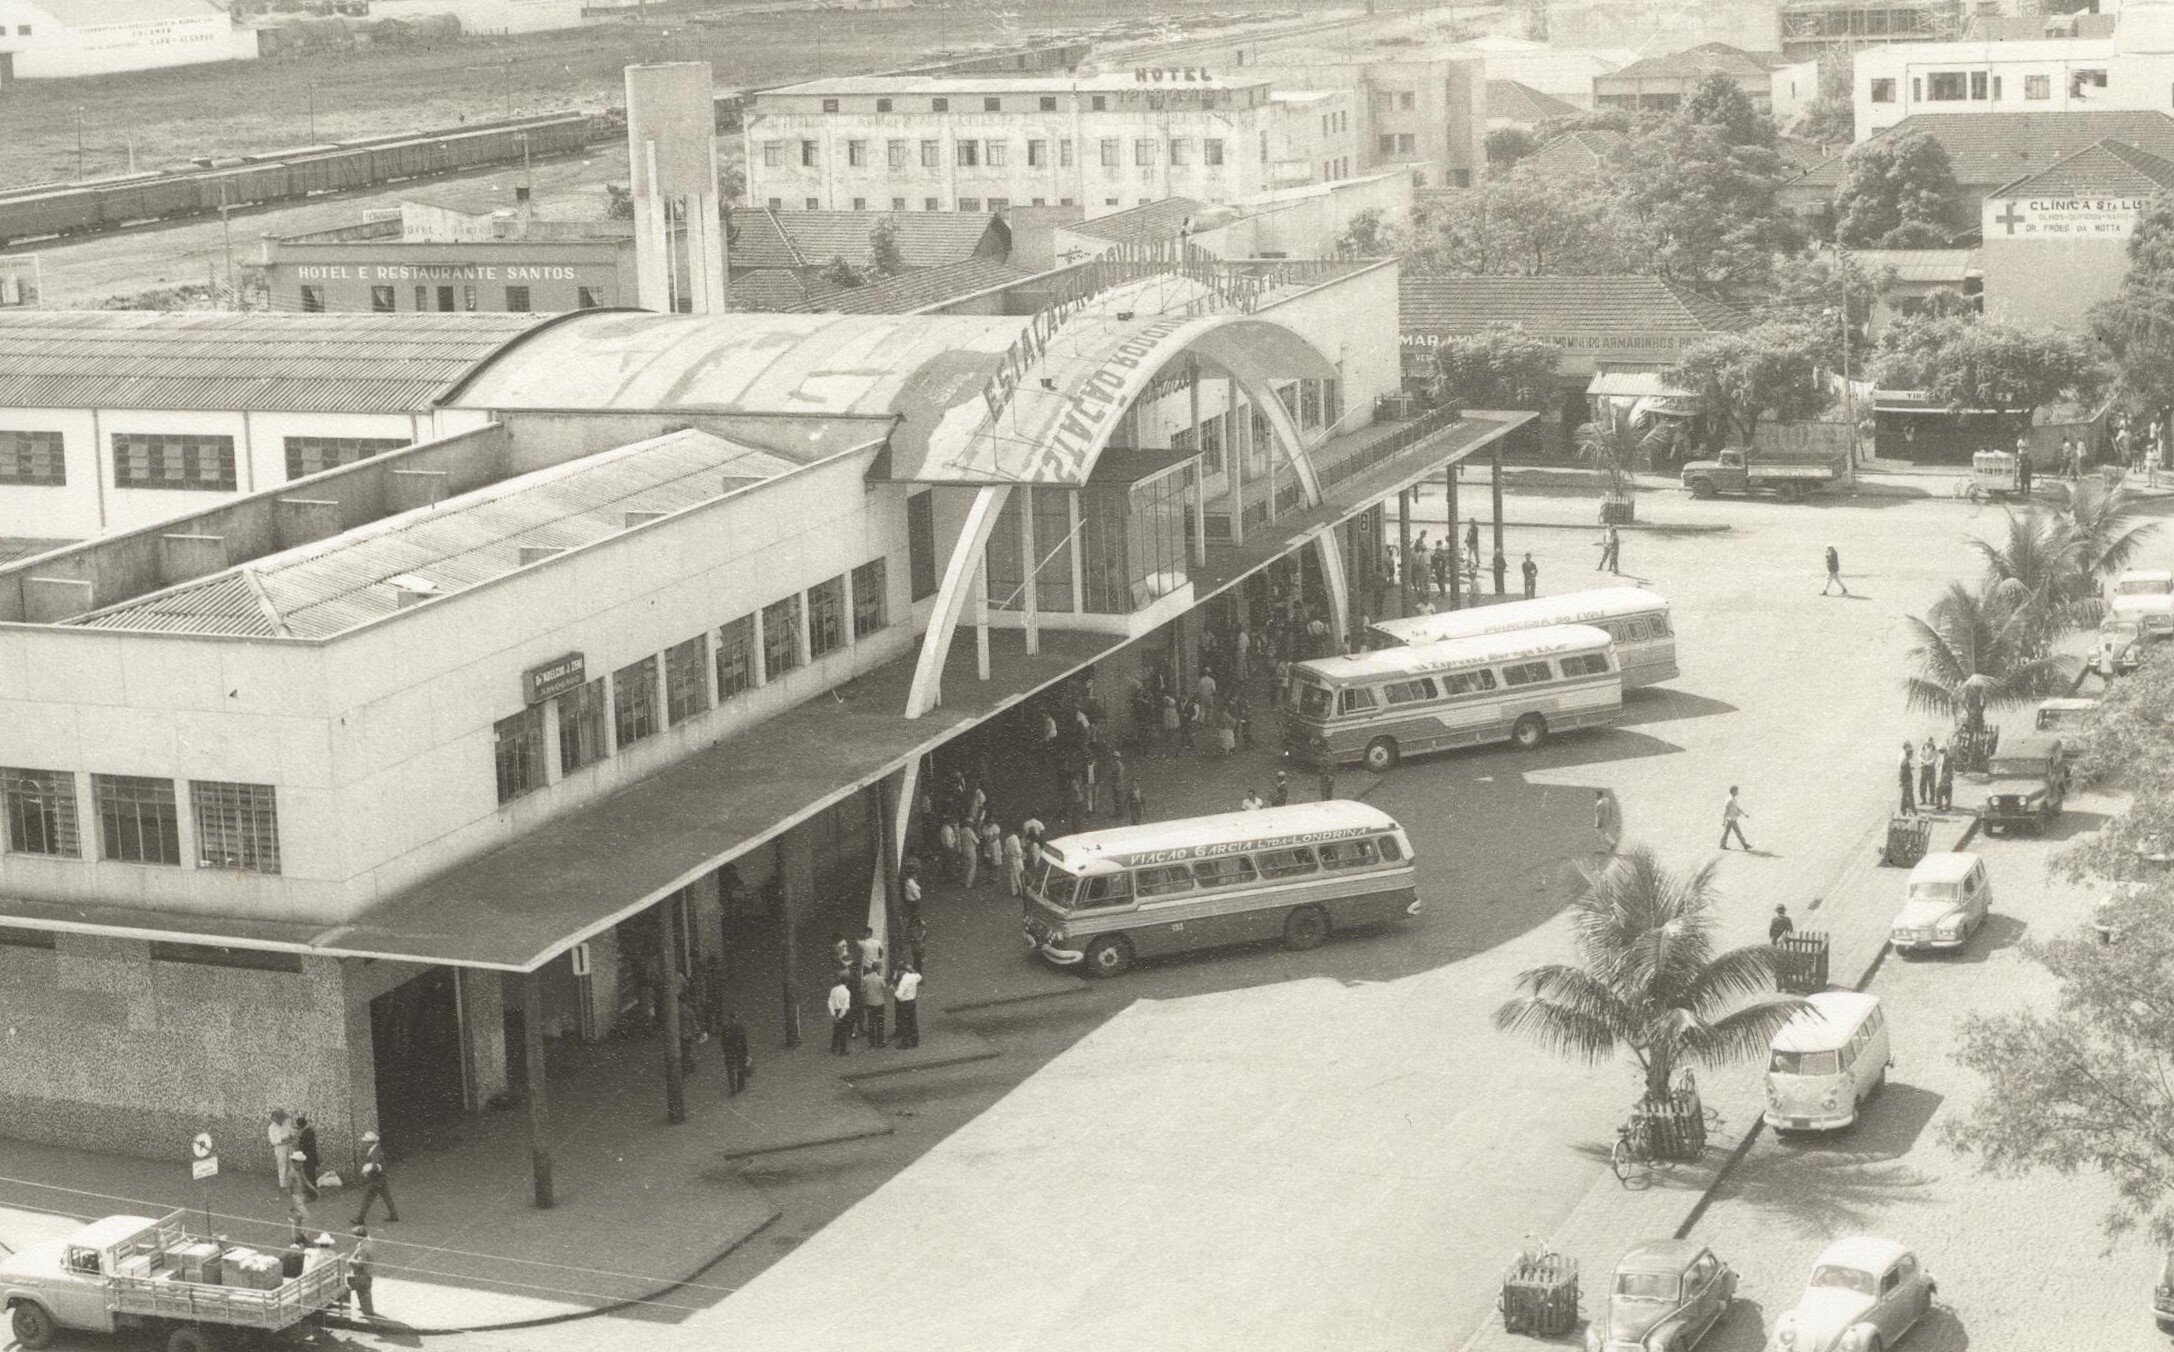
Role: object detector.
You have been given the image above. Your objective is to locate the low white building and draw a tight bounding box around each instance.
[1852,0,2174,141]
[0,0,255,81]
[0,311,516,542]
[743,69,1358,215]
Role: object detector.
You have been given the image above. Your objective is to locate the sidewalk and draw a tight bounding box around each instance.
[1456,807,1977,1352]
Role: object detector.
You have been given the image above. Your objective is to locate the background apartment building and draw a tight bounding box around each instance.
[743,70,1357,215]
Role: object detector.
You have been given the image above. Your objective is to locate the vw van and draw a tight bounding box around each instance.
[1764,991,1892,1134]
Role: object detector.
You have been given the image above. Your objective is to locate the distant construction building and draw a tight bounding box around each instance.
[1778,0,1961,62]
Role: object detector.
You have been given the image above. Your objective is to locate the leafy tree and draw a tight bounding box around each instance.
[1613,112,1801,295]
[1493,848,1806,1105]
[1943,875,2174,1245]
[1433,324,1563,408]
[1794,52,1856,146]
[1407,167,1638,276]
[1533,109,1635,140]
[1833,128,1962,247]
[2058,646,2174,882]
[868,217,906,277]
[1901,581,2073,735]
[1871,319,2105,417]
[1485,125,1539,174]
[1334,207,1397,258]
[1681,72,1774,149]
[1762,249,1889,352]
[2090,193,2174,411]
[1668,319,1835,447]
[604,183,635,221]
[2053,476,2160,592]
[816,254,867,289]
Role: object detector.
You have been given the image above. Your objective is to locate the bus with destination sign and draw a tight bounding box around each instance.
[1367,587,1677,689]
[1285,625,1623,772]
[1022,801,1419,977]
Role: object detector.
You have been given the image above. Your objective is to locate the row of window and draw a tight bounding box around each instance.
[808,90,1232,116]
[762,134,1240,171]
[1320,651,1613,717]
[301,282,607,314]
[1,769,281,874]
[493,557,899,804]
[0,431,408,490]
[1066,833,1405,909]
[1869,69,2110,104]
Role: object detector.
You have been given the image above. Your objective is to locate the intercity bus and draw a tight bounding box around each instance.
[1022,801,1420,977]
[1368,586,1678,689]
[1285,624,1623,772]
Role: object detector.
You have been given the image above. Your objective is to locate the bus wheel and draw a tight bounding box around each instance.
[1283,905,1329,951]
[1363,738,1399,773]
[1511,714,1548,749]
[10,1302,56,1351]
[1083,935,1133,978]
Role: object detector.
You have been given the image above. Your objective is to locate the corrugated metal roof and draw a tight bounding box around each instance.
[0,311,547,414]
[1487,78,1580,124]
[1850,247,1981,283]
[66,428,801,638]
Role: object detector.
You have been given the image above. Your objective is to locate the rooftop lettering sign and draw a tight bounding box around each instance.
[521,652,585,705]
[1983,195,2148,239]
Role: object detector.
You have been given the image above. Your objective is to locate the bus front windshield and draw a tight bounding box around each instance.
[1028,859,1079,909]
[1294,681,1334,719]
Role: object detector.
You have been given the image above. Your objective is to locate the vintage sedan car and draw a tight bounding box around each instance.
[1889,852,1991,956]
[1772,1236,1935,1352]
[1585,1239,1736,1352]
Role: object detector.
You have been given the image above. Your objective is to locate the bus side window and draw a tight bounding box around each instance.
[1080,874,1134,909]
[1502,660,1554,687]
[1339,686,1377,715]
[1319,838,1380,870]
[1257,847,1319,879]
[1377,835,1404,861]
[1382,677,1438,706]
[1136,865,1195,898]
[1442,669,1496,696]
[1191,856,1259,889]
[1560,653,1610,677]
[1652,612,1673,637]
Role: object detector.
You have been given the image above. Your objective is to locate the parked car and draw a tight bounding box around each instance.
[1584,1240,1736,1352]
[2154,1251,2174,1334]
[1771,1236,1935,1352]
[1975,734,2068,836]
[1889,852,1992,956]
[2110,569,2174,640]
[2096,616,2146,678]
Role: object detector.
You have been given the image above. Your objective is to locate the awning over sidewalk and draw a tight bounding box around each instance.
[0,412,1529,972]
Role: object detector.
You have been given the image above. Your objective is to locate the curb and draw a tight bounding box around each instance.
[839,1045,1000,1083]
[717,1120,893,1162]
[317,1211,782,1337]
[942,982,1093,1014]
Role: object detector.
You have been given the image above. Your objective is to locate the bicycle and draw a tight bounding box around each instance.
[1609,1120,1652,1186]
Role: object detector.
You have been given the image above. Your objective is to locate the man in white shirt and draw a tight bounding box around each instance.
[1240,790,1264,811]
[827,978,854,1056]
[892,965,922,1049]
[1720,786,1751,851]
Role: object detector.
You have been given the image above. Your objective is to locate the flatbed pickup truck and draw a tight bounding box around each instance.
[1680,448,1847,503]
[2,1211,347,1352]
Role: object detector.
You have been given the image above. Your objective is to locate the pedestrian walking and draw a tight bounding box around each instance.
[892,965,922,1049]
[1936,742,1955,811]
[1917,736,1938,805]
[1272,768,1290,808]
[1768,904,1795,944]
[1003,828,1025,896]
[1160,694,1181,757]
[1234,624,1252,682]
[936,817,958,883]
[1719,786,1751,851]
[1106,751,1129,821]
[1233,694,1255,750]
[294,1115,321,1199]
[1431,539,1450,593]
[1318,764,1336,801]
[1464,517,1481,571]
[267,1110,295,1193]
[981,818,1003,881]
[346,1227,376,1321]
[284,1151,313,1233]
[1606,524,1622,574]
[860,963,889,1048]
[1897,742,1917,815]
[1022,812,1044,847]
[1491,549,1508,595]
[1822,545,1848,596]
[1593,789,1620,855]
[827,977,854,1055]
[720,1011,751,1095]
[957,818,980,888]
[352,1131,397,1225]
[1521,552,1538,599]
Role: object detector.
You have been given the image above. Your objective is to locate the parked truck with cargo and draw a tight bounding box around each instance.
[1679,446,1849,503]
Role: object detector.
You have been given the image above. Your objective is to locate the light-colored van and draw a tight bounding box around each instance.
[1890,852,1993,956]
[2110,569,2174,639]
[1764,991,1892,1134]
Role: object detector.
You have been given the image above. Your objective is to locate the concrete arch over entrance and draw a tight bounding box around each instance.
[904,310,1345,719]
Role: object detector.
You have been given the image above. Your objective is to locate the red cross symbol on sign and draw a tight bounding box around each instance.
[1996,202,2027,235]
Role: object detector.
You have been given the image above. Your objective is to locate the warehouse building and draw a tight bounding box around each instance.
[0,257,1532,1191]
[0,0,257,82]
[262,203,641,316]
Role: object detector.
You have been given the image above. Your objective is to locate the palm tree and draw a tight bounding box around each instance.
[1493,849,1807,1105]
[1970,508,2083,651]
[2052,475,2160,602]
[1577,410,1655,520]
[1903,581,2074,736]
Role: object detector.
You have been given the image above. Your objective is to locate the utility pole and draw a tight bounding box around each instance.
[307,86,316,141]
[74,106,84,179]
[1837,242,1857,480]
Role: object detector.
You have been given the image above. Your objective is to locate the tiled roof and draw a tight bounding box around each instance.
[727,268,817,311]
[783,258,1033,315]
[1400,274,1751,336]
[1849,248,1981,283]
[1776,136,1831,171]
[726,208,799,270]
[1987,138,2174,199]
[66,428,802,639]
[0,310,543,414]
[1964,12,2116,40]
[1487,78,1581,124]
[1791,111,2174,191]
[1599,42,1781,83]
[1063,197,1208,246]
[773,210,1007,268]
[1523,129,1626,175]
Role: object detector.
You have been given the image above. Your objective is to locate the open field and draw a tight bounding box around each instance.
[0,0,1322,190]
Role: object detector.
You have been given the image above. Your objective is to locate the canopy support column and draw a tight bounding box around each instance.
[1446,463,1462,609]
[660,894,686,1125]
[1491,446,1506,596]
[522,971,553,1209]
